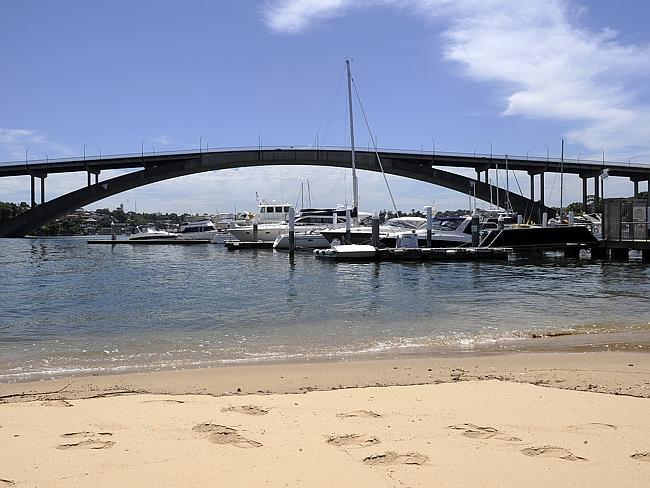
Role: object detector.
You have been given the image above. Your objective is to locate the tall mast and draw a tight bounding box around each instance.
[346,59,359,223]
[556,139,560,223]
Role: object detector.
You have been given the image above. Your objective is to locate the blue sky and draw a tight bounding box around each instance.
[1,0,650,213]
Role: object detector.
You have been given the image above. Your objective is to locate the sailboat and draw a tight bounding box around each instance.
[314,60,379,258]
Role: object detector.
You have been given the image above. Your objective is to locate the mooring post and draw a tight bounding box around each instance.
[345,209,351,244]
[471,209,480,247]
[111,221,116,241]
[253,220,258,242]
[542,212,548,228]
[371,212,380,248]
[288,207,295,254]
[425,206,432,248]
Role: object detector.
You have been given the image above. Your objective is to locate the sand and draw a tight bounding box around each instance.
[1,351,649,487]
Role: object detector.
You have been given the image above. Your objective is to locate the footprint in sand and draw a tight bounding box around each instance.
[630,452,649,462]
[193,423,262,448]
[521,446,586,462]
[57,439,115,450]
[57,431,115,450]
[60,432,113,439]
[0,479,15,486]
[326,434,380,448]
[336,410,382,419]
[41,400,73,407]
[142,399,184,404]
[221,405,270,416]
[448,423,522,441]
[363,451,428,466]
[567,423,617,433]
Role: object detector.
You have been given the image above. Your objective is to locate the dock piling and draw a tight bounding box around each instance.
[288,207,295,254]
[345,209,351,244]
[371,213,380,248]
[425,206,433,248]
[471,209,480,247]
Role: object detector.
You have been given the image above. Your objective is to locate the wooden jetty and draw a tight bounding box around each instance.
[87,239,211,245]
[225,241,274,250]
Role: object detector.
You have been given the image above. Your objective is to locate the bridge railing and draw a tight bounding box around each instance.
[1,145,648,169]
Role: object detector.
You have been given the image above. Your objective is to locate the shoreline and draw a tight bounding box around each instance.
[1,350,648,487]
[2,350,648,401]
[1,328,648,384]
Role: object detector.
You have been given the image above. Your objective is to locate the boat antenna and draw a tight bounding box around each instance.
[346,59,359,224]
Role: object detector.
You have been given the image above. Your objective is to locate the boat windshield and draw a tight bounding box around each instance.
[431,218,464,231]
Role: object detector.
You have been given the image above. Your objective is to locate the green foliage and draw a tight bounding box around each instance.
[565,202,584,213]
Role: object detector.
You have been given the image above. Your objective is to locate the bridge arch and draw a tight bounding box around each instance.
[0,148,555,237]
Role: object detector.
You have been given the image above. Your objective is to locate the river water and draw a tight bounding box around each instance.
[0,237,648,381]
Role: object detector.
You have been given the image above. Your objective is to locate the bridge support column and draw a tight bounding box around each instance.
[30,175,36,208]
[87,171,91,187]
[95,171,99,184]
[529,172,535,202]
[582,176,587,212]
[593,176,600,211]
[539,172,545,206]
[40,175,46,205]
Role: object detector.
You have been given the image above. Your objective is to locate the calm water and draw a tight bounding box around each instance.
[1,237,649,381]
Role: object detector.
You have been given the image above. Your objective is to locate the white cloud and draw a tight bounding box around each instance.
[152,135,172,146]
[263,0,650,152]
[0,128,76,162]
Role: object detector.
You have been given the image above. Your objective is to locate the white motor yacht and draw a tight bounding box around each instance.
[177,219,219,240]
[128,225,178,240]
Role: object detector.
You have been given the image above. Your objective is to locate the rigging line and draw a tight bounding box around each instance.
[350,76,399,215]
[316,67,346,145]
[546,159,562,208]
[510,169,531,220]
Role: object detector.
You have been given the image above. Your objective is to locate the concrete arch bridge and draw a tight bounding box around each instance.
[1,147,647,237]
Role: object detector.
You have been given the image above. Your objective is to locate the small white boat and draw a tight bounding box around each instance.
[211,231,237,244]
[272,229,331,249]
[128,225,177,240]
[314,244,376,259]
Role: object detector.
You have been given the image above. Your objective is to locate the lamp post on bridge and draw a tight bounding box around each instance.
[199,136,203,154]
[473,146,478,157]
[83,144,87,161]
[432,138,435,166]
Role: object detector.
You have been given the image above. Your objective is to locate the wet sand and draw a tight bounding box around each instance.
[0,351,649,487]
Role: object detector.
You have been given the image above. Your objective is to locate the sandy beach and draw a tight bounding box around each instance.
[1,351,649,487]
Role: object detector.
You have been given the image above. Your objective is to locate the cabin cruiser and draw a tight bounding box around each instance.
[177,219,219,240]
[128,225,177,240]
[320,216,426,245]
